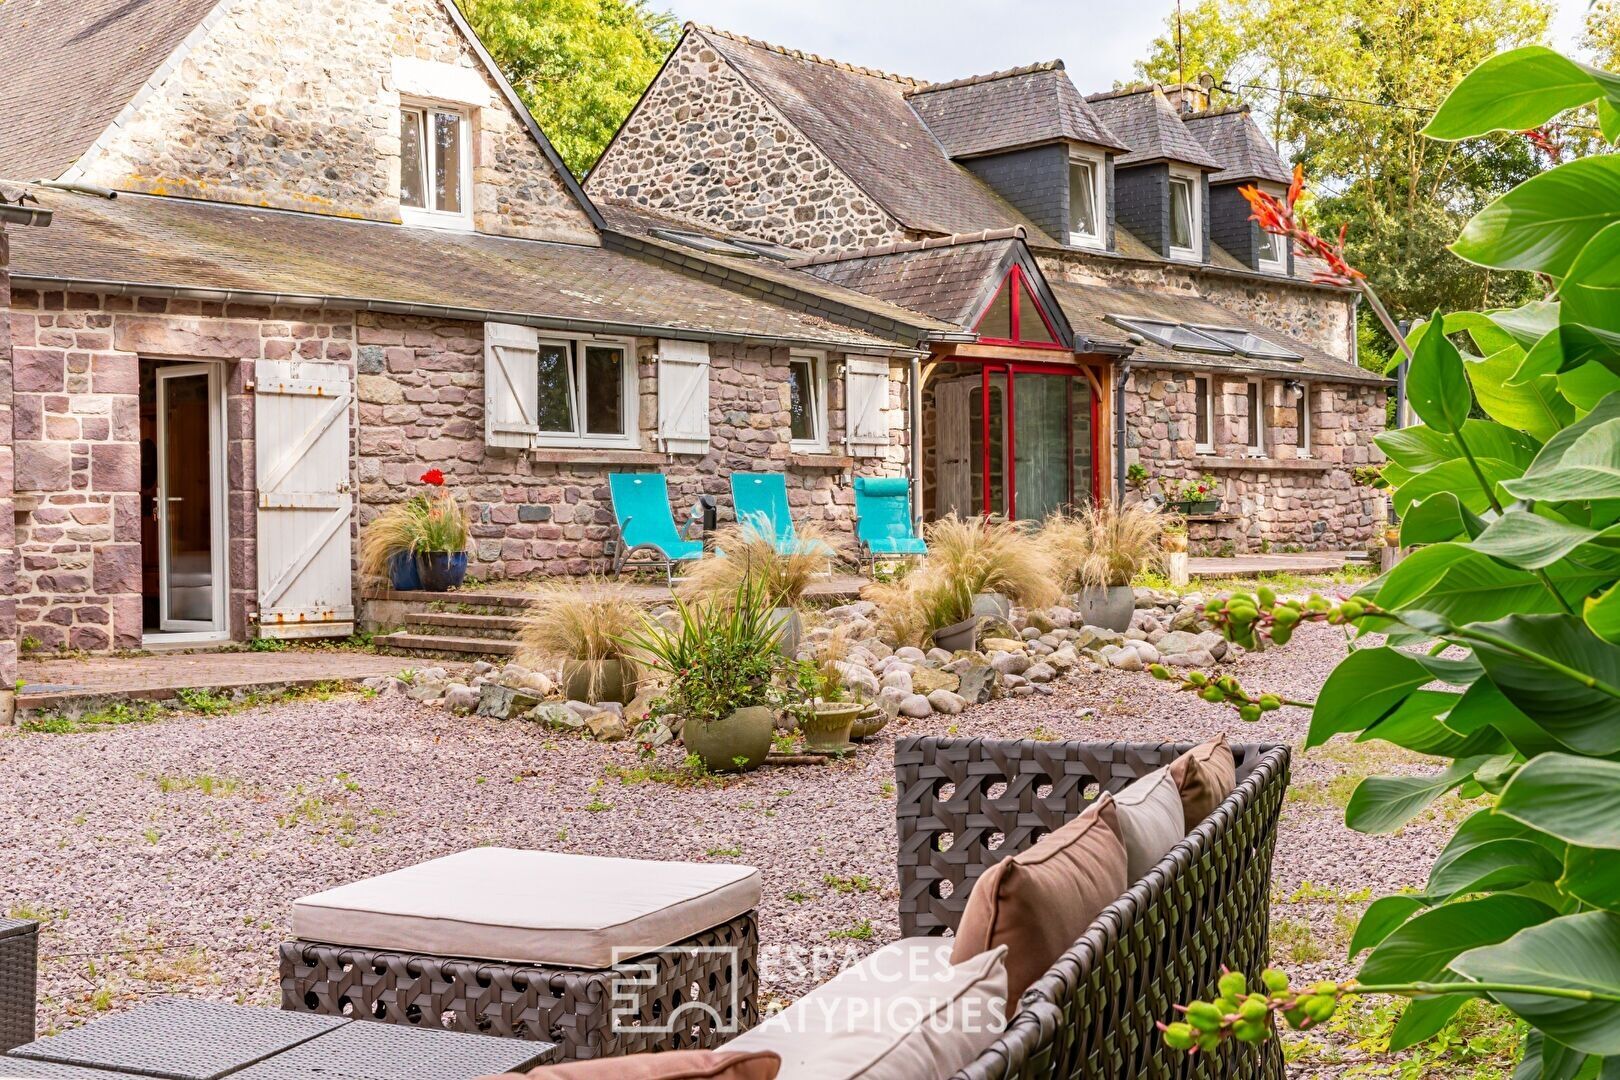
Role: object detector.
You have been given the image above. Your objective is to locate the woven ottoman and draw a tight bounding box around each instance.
[0,918,38,1053]
[278,849,760,1063]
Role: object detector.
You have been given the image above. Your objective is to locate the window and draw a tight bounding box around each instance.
[1109,316,1232,354]
[1297,383,1312,459]
[1068,153,1105,249]
[533,339,637,447]
[1168,173,1201,261]
[788,353,828,452]
[974,265,1063,349]
[1187,325,1302,361]
[1194,375,1213,453]
[1246,379,1265,456]
[401,104,470,227]
[1257,227,1286,273]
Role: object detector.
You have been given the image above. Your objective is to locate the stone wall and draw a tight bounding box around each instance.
[1121,366,1386,553]
[69,0,596,245]
[0,224,16,699]
[6,292,354,651]
[585,32,905,253]
[357,316,911,577]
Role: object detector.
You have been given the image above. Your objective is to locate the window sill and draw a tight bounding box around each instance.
[790,452,852,470]
[527,447,665,466]
[1196,455,1336,472]
[399,209,474,231]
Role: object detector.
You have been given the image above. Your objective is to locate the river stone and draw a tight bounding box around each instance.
[1025,662,1057,683]
[587,712,629,741]
[910,668,960,696]
[1166,649,1217,668]
[624,688,658,722]
[1010,684,1037,698]
[529,703,584,730]
[989,651,1030,676]
[899,693,934,718]
[957,661,997,704]
[1156,631,1204,656]
[1197,631,1230,661]
[442,684,479,712]
[408,680,447,702]
[926,647,955,665]
[894,646,928,664]
[1074,626,1124,651]
[1028,641,1054,656]
[982,637,1025,653]
[1109,649,1144,671]
[928,689,967,715]
[837,661,880,699]
[1002,673,1029,689]
[1169,608,1204,632]
[880,668,914,695]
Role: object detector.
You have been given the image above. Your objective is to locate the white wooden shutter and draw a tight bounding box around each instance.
[254,360,354,639]
[484,321,539,449]
[657,339,711,455]
[845,357,891,454]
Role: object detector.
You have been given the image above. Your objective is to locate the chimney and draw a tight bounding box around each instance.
[1162,73,1215,113]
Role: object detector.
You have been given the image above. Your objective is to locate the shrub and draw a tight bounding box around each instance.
[677,519,829,609]
[517,578,644,698]
[1041,502,1164,590]
[358,474,471,581]
[623,579,785,723]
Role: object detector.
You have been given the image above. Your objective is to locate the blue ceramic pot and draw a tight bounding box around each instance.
[416,551,469,592]
[388,551,422,591]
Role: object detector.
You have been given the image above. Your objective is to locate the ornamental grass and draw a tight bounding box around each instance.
[677,519,830,609]
[1040,502,1165,590]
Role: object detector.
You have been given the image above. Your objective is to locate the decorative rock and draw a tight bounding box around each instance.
[1075,627,1124,651]
[861,639,894,661]
[877,685,910,717]
[565,700,598,720]
[417,666,448,684]
[624,689,658,722]
[836,661,880,699]
[529,703,584,730]
[1155,630,1204,656]
[515,671,554,696]
[1125,628,1148,641]
[846,647,879,670]
[1020,626,1042,641]
[926,647,955,665]
[927,689,967,715]
[378,677,409,697]
[880,668,914,695]
[899,693,934,718]
[442,684,479,712]
[1196,631,1230,661]
[643,722,675,748]
[408,680,447,702]
[471,661,496,676]
[909,668,960,696]
[1028,641,1054,656]
[826,601,877,620]
[1024,662,1057,683]
[1109,649,1143,671]
[956,661,997,704]
[982,637,1025,653]
[476,684,543,719]
[1010,684,1037,698]
[1001,673,1029,689]
[988,651,1030,676]
[1169,608,1204,633]
[1131,641,1161,665]
[586,712,629,741]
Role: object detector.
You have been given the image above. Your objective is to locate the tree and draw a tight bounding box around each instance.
[456,0,677,178]
[1160,47,1620,1076]
[1584,1,1620,71]
[1136,0,1552,343]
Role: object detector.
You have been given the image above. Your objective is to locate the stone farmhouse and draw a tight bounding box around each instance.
[589,27,1388,547]
[0,2,1385,660]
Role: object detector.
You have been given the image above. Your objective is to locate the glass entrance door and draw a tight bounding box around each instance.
[155,365,223,633]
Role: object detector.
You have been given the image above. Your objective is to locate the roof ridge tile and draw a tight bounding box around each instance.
[784,227,1025,269]
[688,23,924,86]
[904,60,1065,96]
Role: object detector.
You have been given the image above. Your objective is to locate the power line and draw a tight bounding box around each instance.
[1219,80,1436,113]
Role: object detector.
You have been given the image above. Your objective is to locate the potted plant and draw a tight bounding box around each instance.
[358,469,470,591]
[517,579,644,704]
[927,514,1058,624]
[1040,503,1164,631]
[678,519,831,657]
[793,630,863,750]
[868,563,978,652]
[1163,473,1222,515]
[623,579,784,773]
[1162,519,1189,553]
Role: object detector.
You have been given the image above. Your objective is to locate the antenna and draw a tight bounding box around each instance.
[1175,0,1185,91]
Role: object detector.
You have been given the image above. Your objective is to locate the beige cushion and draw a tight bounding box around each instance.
[484,1050,782,1079]
[726,938,1007,1079]
[950,795,1127,1011]
[1113,767,1187,881]
[1169,737,1237,826]
[292,848,761,968]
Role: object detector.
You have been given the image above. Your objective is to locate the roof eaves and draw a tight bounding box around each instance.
[783,227,1027,269]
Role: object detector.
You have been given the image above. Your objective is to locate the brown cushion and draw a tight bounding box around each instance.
[1169,736,1237,826]
[483,1050,781,1079]
[949,794,1128,1011]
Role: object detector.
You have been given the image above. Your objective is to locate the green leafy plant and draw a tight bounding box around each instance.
[1164,46,1620,1077]
[621,579,785,725]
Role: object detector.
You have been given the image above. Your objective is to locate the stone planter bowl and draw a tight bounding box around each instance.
[800,703,861,751]
[930,616,980,653]
[682,705,774,773]
[561,658,639,706]
[849,704,891,741]
[1073,585,1135,632]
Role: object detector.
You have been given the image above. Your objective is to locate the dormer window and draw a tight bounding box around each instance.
[400,103,471,229]
[1168,171,1201,261]
[1257,226,1287,274]
[1067,151,1105,249]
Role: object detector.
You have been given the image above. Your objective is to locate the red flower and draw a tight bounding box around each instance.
[420,468,445,486]
[1520,126,1564,164]
[1238,164,1363,288]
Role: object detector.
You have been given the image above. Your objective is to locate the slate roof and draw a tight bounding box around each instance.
[1084,87,1225,170]
[1047,280,1386,384]
[0,0,224,181]
[792,236,1019,328]
[5,187,920,352]
[906,64,1129,158]
[595,198,962,337]
[692,27,1057,243]
[1183,106,1293,185]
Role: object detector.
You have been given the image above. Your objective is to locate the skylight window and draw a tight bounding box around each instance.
[1107,316,1303,361]
[1189,325,1303,361]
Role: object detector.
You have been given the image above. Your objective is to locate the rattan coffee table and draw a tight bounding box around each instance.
[1,998,554,1079]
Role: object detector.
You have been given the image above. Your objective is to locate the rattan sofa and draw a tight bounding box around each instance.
[894,737,1290,1080]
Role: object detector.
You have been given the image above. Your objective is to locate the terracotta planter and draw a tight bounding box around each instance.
[1073,585,1135,632]
[931,616,980,653]
[682,705,774,773]
[561,658,639,705]
[800,703,861,751]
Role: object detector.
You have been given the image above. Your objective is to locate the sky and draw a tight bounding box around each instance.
[668,1,1593,90]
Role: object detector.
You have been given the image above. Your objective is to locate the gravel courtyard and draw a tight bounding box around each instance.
[0,618,1495,1077]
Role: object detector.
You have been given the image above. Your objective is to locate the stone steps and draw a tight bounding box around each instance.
[409,611,527,638]
[375,631,519,658]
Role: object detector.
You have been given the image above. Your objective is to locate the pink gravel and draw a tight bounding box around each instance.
[0,620,1452,1073]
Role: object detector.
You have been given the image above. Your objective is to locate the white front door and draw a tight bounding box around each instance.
[155,364,226,634]
[936,378,974,519]
[254,360,355,639]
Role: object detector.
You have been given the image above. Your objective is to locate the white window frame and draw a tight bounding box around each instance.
[399,101,473,230]
[1194,375,1214,454]
[788,352,829,453]
[1246,378,1266,457]
[533,336,639,450]
[1067,149,1106,250]
[1254,180,1288,273]
[1297,382,1312,459]
[1167,169,1202,263]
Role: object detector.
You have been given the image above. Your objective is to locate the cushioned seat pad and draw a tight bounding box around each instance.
[292,849,761,968]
